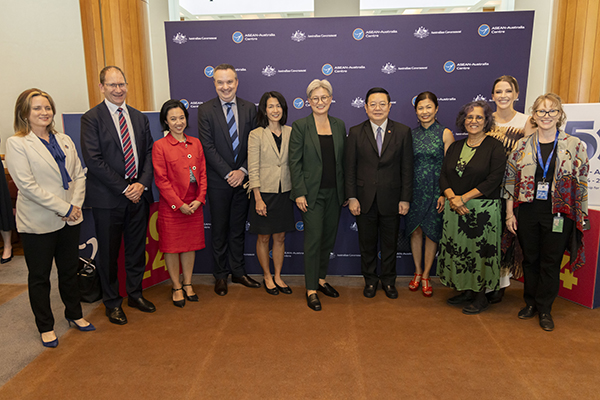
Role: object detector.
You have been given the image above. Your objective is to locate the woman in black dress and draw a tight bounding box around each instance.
[0,147,15,263]
[248,92,294,295]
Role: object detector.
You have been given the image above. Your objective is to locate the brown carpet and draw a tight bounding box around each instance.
[0,284,27,307]
[1,277,599,400]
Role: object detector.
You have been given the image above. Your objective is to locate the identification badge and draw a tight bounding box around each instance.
[536,181,549,200]
[553,215,564,233]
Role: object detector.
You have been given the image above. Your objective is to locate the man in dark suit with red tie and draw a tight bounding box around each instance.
[345,87,413,299]
[198,63,260,295]
[81,66,155,324]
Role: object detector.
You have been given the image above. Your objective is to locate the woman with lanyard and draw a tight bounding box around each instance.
[504,93,588,331]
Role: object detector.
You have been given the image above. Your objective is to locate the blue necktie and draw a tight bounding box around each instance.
[376,126,382,156]
[225,102,239,161]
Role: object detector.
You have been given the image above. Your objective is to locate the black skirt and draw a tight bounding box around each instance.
[0,160,16,232]
[249,190,295,235]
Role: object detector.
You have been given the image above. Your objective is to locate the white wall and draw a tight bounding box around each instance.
[0,0,89,153]
[148,0,172,110]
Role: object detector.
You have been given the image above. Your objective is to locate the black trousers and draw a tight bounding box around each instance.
[517,205,573,314]
[93,199,149,309]
[21,224,82,333]
[356,199,400,286]
[207,185,249,280]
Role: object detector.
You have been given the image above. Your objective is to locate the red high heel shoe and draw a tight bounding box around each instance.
[422,278,433,297]
[409,273,422,291]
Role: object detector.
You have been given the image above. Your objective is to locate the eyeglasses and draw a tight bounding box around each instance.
[105,83,127,89]
[465,115,484,122]
[534,109,560,118]
[310,95,330,103]
[367,102,389,109]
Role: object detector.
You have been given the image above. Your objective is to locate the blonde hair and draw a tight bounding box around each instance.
[306,79,333,99]
[529,93,566,130]
[14,88,57,137]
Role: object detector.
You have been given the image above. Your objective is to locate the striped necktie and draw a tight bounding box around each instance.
[118,108,137,179]
[225,102,239,161]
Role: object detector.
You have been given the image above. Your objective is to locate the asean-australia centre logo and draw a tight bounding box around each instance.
[381,62,397,74]
[291,30,306,42]
[173,32,188,45]
[414,26,429,39]
[232,31,244,43]
[351,97,365,108]
[262,65,276,77]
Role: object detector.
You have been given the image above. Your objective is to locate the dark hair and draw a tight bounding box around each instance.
[213,63,237,79]
[100,66,127,84]
[414,91,439,110]
[491,75,519,95]
[257,91,288,128]
[365,87,390,103]
[160,99,189,131]
[455,100,495,133]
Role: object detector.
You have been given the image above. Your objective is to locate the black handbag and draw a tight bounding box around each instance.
[77,257,102,303]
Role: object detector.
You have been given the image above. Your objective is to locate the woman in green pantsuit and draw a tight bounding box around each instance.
[289,79,346,311]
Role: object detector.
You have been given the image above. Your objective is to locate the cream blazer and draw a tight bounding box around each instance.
[5,132,85,234]
[247,125,292,193]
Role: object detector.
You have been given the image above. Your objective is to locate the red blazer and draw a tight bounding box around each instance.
[152,133,207,211]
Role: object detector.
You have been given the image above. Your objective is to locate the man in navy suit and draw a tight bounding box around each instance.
[81,66,155,324]
[198,63,260,295]
[345,87,413,299]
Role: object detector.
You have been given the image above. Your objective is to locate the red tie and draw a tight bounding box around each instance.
[118,108,137,179]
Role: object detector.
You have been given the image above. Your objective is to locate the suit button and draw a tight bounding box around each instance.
[192,166,197,170]
[171,205,176,209]
[187,154,192,158]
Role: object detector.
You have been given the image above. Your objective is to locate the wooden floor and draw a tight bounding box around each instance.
[0,276,599,400]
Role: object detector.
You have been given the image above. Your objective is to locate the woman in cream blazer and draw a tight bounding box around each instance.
[247,91,295,295]
[6,89,93,348]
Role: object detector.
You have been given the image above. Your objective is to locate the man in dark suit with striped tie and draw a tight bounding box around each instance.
[198,63,260,296]
[81,66,156,325]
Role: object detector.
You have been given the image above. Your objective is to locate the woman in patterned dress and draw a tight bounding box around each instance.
[487,75,535,303]
[405,92,454,297]
[438,101,506,314]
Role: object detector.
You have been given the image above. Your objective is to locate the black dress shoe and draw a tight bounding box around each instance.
[382,284,398,299]
[306,292,321,311]
[128,296,156,313]
[447,290,475,305]
[462,292,490,315]
[274,281,292,294]
[518,305,537,319]
[232,274,261,288]
[182,284,199,302]
[486,288,505,304]
[1,249,13,264]
[318,282,339,298]
[172,288,185,308]
[539,313,554,331]
[363,283,377,298]
[263,280,279,295]
[105,307,127,325]
[214,279,228,296]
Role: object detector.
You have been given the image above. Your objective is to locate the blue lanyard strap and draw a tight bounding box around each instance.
[535,130,559,181]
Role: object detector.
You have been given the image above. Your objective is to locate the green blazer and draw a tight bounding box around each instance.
[289,113,346,208]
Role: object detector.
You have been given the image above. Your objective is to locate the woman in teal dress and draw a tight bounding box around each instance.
[405,92,454,297]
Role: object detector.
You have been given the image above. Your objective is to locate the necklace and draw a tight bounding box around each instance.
[467,134,485,147]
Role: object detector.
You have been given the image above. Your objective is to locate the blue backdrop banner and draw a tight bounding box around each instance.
[164,12,534,276]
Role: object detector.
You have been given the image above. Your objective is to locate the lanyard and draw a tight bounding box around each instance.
[535,130,559,181]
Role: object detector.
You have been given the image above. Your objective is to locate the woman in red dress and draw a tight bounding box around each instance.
[153,100,207,307]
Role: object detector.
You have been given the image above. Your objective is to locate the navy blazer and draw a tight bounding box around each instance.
[345,119,413,215]
[197,96,257,189]
[81,102,154,208]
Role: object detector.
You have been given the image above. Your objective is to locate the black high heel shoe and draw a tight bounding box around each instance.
[1,249,13,264]
[182,284,199,302]
[172,288,185,308]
